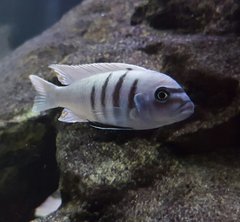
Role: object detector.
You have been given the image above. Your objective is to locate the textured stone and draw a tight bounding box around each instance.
[0,116,59,222]
[131,0,240,34]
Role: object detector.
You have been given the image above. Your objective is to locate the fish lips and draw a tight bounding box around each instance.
[178,100,195,116]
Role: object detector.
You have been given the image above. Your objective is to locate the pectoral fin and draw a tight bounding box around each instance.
[92,107,123,121]
[129,108,138,120]
[91,107,133,130]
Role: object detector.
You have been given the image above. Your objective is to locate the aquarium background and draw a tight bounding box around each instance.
[0,0,82,59]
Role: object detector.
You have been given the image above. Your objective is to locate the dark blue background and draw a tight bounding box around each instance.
[0,0,82,48]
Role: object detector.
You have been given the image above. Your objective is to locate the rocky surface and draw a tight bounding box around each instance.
[0,116,59,222]
[131,0,240,34]
[0,0,240,221]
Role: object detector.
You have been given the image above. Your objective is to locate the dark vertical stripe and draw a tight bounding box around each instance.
[101,73,112,107]
[112,72,128,107]
[90,83,99,121]
[128,79,138,109]
[90,84,95,110]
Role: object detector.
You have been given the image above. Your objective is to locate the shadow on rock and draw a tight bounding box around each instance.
[166,114,240,160]
[0,116,59,222]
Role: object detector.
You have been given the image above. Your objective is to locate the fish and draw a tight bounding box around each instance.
[29,63,194,130]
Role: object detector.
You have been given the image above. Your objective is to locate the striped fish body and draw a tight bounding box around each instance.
[58,70,156,128]
[29,63,194,130]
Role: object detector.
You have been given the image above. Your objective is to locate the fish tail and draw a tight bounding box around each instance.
[29,75,58,113]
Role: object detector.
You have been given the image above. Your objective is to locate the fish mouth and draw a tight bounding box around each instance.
[178,100,194,114]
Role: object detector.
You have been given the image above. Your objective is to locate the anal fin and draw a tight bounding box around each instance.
[58,108,87,123]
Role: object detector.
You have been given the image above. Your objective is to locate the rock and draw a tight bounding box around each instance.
[0,0,240,221]
[131,0,240,34]
[0,116,59,222]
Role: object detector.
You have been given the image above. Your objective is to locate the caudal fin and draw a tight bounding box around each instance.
[29,75,58,113]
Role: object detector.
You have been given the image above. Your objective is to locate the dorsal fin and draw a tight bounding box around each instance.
[49,63,147,85]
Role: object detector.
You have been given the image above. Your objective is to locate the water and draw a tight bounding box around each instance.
[0,0,82,59]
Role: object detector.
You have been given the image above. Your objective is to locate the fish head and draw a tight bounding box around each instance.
[135,73,194,127]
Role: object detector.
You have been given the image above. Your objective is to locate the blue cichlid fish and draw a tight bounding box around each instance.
[29,63,194,130]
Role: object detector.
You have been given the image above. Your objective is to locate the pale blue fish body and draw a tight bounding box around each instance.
[29,63,194,130]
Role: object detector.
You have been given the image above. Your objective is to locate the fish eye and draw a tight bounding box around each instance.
[154,87,169,103]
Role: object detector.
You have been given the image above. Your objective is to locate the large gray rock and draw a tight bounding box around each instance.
[0,117,59,222]
[0,0,239,221]
[131,0,240,34]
